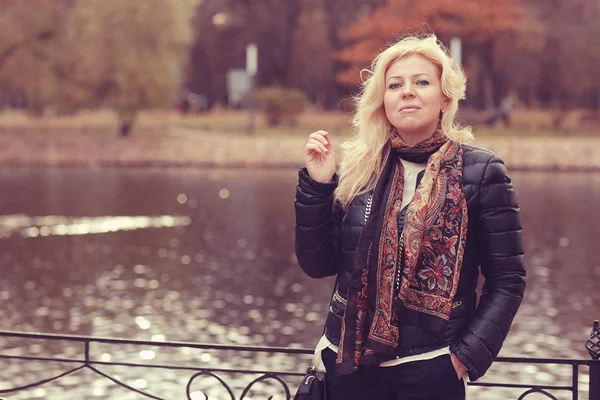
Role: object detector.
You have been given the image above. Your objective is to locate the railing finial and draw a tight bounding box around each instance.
[586,320,600,360]
[587,320,600,400]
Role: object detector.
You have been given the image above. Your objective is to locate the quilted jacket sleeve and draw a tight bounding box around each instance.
[450,155,527,381]
[294,167,343,279]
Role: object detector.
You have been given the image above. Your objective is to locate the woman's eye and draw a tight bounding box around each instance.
[389,83,401,89]
[416,80,429,85]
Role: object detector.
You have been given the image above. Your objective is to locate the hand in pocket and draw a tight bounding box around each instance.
[450,352,467,380]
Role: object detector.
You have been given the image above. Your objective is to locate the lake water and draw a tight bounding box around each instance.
[0,167,598,400]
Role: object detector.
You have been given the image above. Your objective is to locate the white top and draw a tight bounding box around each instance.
[401,158,426,208]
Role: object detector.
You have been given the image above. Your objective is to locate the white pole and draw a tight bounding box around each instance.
[246,43,258,77]
[450,37,462,67]
[246,43,258,135]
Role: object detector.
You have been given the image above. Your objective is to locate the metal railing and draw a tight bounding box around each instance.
[0,329,598,400]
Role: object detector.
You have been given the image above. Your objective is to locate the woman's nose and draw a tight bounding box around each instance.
[401,84,416,99]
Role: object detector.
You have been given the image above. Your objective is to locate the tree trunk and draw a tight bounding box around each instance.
[281,0,301,87]
[480,40,501,108]
[323,0,347,109]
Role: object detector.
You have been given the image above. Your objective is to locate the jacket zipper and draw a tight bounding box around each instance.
[364,193,373,224]
[364,193,374,269]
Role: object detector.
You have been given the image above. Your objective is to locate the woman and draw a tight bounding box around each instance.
[294,34,526,400]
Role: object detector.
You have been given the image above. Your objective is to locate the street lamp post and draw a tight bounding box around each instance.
[246,43,258,135]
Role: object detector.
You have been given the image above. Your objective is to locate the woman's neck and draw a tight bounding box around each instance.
[395,126,438,146]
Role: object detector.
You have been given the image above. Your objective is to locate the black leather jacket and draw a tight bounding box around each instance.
[294,144,526,381]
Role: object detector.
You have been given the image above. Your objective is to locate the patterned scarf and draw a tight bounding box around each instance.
[335,129,468,374]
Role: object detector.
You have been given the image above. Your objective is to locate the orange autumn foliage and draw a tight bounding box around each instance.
[336,0,538,87]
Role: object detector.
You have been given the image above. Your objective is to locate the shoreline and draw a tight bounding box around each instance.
[1,126,599,172]
[2,160,600,173]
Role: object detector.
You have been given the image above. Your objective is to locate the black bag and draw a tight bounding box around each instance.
[293,367,326,400]
[295,279,336,400]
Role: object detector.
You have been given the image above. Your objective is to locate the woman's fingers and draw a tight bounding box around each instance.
[310,138,329,153]
[305,130,334,165]
[309,131,330,148]
[306,138,328,154]
[304,131,336,183]
[305,144,325,158]
[450,353,467,380]
[305,142,320,154]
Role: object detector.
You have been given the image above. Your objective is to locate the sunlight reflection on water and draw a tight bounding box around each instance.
[0,215,191,238]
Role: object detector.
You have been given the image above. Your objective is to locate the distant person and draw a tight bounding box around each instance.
[294,34,526,400]
[485,91,517,127]
[178,90,192,115]
[196,93,208,113]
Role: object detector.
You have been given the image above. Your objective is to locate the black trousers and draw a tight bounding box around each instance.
[322,348,466,400]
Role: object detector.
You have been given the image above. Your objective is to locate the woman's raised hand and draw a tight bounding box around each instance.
[303,130,336,183]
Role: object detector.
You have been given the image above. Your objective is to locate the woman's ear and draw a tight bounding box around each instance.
[442,98,451,112]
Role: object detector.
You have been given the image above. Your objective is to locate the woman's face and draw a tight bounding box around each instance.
[383,54,449,145]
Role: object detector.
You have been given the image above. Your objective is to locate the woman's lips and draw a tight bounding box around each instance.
[399,106,420,112]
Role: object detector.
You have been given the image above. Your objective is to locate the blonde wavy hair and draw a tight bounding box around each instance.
[335,34,473,209]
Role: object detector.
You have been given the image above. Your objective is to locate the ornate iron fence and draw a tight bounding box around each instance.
[0,328,599,400]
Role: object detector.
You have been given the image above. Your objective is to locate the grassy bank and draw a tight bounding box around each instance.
[0,110,599,170]
[2,108,598,137]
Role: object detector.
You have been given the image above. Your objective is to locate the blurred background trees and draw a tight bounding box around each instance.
[1,0,599,133]
[0,0,195,134]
